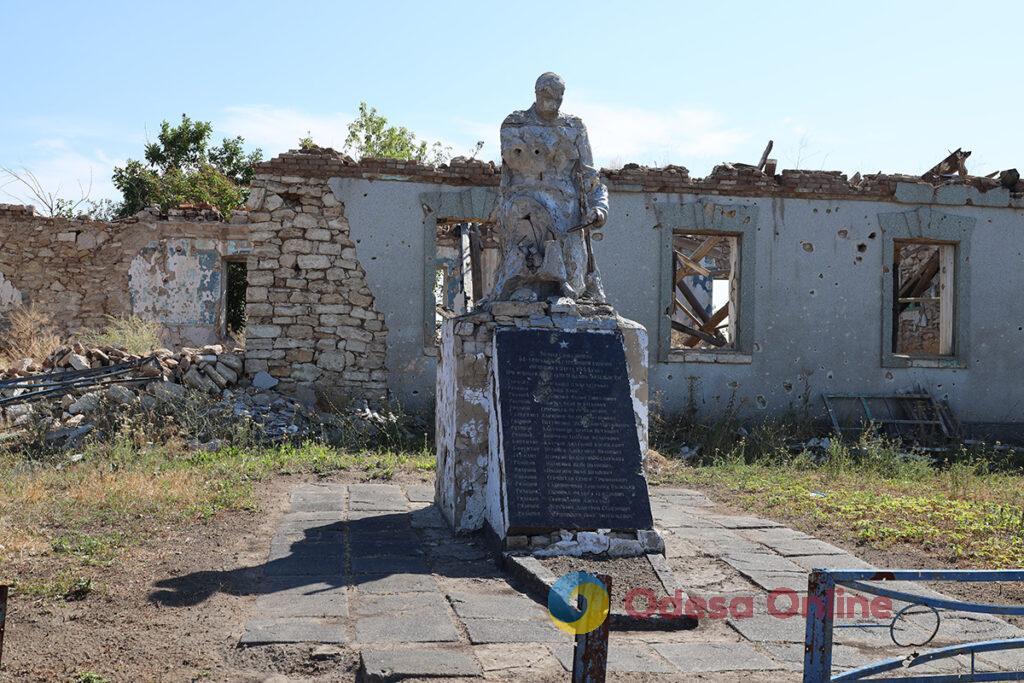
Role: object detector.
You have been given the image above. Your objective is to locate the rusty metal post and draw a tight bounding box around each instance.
[803,570,836,683]
[572,574,611,683]
[0,585,8,669]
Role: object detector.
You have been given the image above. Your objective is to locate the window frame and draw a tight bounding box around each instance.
[669,231,741,353]
[655,200,758,364]
[419,187,499,354]
[879,207,973,369]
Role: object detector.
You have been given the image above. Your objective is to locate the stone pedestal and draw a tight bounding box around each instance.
[435,300,660,556]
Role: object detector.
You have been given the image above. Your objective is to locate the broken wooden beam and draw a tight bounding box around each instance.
[922,148,971,180]
[757,140,774,172]
[684,303,730,348]
[672,320,726,347]
[688,235,723,264]
[673,296,707,328]
[674,278,712,324]
[674,249,711,278]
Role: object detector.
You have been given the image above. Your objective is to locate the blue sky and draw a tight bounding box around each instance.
[2,1,1021,205]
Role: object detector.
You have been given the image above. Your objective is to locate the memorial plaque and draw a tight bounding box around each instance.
[494,328,653,532]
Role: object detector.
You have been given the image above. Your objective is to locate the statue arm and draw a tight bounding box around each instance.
[575,121,609,216]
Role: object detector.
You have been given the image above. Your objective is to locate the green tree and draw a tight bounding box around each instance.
[112,115,262,218]
[344,102,452,165]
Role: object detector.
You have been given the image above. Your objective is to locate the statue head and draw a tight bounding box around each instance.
[534,72,565,121]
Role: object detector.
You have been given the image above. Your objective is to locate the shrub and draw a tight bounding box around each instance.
[0,305,62,365]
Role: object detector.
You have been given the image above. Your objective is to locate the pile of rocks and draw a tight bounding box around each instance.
[2,340,419,452]
[1,343,246,392]
[0,343,245,436]
[506,528,665,558]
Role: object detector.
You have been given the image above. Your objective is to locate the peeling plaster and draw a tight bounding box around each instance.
[129,238,223,326]
[0,271,23,310]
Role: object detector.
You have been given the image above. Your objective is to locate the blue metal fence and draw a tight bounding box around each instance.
[803,569,1024,682]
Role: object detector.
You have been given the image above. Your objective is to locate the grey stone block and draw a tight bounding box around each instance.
[404,484,435,503]
[354,593,459,643]
[548,642,676,673]
[351,536,425,557]
[447,590,547,621]
[788,554,874,572]
[727,613,807,643]
[359,646,482,681]
[766,538,850,557]
[351,555,429,575]
[651,488,714,507]
[759,643,878,673]
[263,554,344,578]
[268,540,344,562]
[654,642,783,672]
[426,541,489,562]
[410,505,448,529]
[291,498,345,513]
[722,551,805,574]
[462,618,563,644]
[349,483,409,511]
[355,573,437,594]
[254,580,349,617]
[239,617,347,645]
[290,485,345,511]
[740,570,810,593]
[739,527,813,546]
[706,514,784,529]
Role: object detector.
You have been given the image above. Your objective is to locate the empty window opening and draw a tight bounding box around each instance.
[225,260,247,337]
[670,233,738,351]
[893,241,955,356]
[433,221,499,342]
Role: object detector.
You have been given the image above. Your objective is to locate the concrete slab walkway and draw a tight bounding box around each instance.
[239,483,1024,681]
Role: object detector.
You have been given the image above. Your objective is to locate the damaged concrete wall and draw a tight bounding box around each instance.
[0,203,249,347]
[252,152,1024,431]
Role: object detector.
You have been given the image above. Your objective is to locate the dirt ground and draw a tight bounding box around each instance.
[1,473,394,683]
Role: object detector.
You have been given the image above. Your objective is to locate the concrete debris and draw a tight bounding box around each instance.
[68,393,101,415]
[2,337,413,452]
[251,371,279,390]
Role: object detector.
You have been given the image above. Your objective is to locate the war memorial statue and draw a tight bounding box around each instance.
[489,72,610,304]
[436,74,659,559]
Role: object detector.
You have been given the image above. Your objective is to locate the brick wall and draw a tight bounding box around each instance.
[251,149,1024,202]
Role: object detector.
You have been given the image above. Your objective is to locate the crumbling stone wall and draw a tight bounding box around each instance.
[243,166,387,402]
[0,203,248,346]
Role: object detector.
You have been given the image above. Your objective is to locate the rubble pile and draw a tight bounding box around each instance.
[1,342,247,442]
[0,342,417,453]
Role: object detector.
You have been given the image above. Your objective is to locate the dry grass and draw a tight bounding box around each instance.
[0,305,62,366]
[80,315,163,354]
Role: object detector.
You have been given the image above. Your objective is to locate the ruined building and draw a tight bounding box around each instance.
[3,149,1022,435]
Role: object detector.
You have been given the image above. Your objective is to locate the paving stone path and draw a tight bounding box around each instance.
[239,483,1024,681]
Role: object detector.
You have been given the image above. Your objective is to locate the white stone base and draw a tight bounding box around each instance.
[435,301,656,553]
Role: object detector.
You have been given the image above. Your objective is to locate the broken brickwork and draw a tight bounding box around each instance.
[0,204,248,346]
[242,163,387,402]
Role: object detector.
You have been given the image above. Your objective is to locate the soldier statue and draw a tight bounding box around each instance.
[488,72,610,304]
